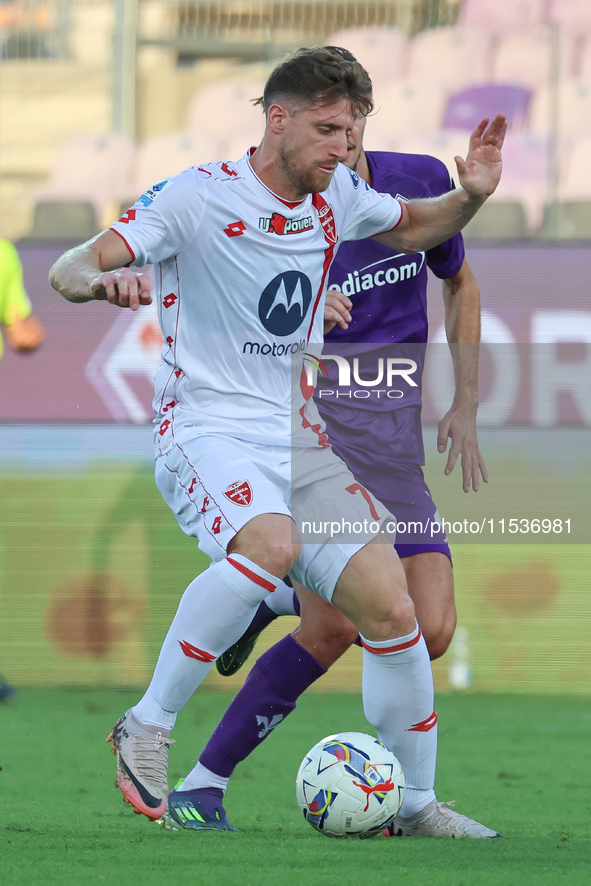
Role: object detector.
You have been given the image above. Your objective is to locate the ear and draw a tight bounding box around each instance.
[267,102,290,135]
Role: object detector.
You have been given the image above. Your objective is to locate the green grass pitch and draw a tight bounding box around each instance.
[1,689,589,885]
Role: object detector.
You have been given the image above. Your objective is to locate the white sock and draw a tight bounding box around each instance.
[180,761,229,794]
[265,580,298,616]
[134,555,282,730]
[360,624,437,817]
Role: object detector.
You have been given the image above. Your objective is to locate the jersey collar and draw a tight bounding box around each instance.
[246,147,308,210]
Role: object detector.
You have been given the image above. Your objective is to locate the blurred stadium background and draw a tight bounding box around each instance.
[0,0,589,697]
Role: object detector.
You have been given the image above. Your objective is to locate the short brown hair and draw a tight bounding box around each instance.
[255,46,373,117]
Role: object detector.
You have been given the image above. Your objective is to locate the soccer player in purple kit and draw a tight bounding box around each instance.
[162,112,498,838]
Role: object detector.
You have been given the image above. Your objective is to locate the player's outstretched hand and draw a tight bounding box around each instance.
[324,287,352,333]
[455,114,507,201]
[437,401,488,493]
[90,268,152,311]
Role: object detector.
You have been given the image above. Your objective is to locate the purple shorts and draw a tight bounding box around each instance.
[328,439,452,563]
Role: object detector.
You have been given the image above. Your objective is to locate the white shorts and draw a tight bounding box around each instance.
[154,430,393,601]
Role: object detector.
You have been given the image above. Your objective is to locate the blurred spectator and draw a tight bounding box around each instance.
[0,235,44,701]
[0,673,16,701]
[0,237,44,359]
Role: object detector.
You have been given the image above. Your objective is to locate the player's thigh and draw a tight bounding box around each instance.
[290,444,392,601]
[331,537,416,641]
[291,582,359,669]
[401,551,455,659]
[154,434,293,565]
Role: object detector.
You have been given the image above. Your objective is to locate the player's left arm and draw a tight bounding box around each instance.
[375,116,506,254]
[437,258,488,493]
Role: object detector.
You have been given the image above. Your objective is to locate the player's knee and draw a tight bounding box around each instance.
[261,537,301,577]
[362,592,416,641]
[229,524,300,577]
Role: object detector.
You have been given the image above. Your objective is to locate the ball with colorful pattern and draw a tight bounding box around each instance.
[295,731,405,838]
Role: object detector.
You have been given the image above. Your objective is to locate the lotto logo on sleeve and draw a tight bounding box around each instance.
[223,480,253,506]
[118,209,136,224]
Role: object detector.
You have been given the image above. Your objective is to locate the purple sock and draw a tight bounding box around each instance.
[247,599,279,636]
[199,635,325,777]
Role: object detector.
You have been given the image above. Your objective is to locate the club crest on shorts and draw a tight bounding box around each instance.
[223,480,253,506]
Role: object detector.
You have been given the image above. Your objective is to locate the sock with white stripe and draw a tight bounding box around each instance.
[133,555,281,730]
[360,624,437,817]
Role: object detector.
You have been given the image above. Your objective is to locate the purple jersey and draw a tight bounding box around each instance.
[316,151,465,466]
[327,151,465,343]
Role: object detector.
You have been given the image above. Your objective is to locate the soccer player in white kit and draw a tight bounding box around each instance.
[50,47,506,825]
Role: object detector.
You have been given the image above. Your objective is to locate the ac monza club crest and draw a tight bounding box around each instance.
[223,480,253,506]
[317,203,337,244]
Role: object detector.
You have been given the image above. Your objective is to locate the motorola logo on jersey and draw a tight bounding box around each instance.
[258,271,312,336]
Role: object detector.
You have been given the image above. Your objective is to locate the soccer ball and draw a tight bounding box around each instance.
[295,731,405,838]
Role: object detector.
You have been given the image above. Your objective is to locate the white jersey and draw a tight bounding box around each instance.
[111,152,402,451]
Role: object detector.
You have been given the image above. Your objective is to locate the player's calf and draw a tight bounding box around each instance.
[293,583,360,668]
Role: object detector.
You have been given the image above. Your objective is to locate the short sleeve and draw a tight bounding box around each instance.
[332,165,402,243]
[110,169,208,267]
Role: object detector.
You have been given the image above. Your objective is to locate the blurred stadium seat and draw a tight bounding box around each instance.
[24,199,99,241]
[33,133,136,228]
[547,0,591,30]
[186,77,266,156]
[406,26,493,90]
[462,200,529,241]
[119,130,221,208]
[395,130,468,176]
[370,80,447,141]
[459,0,547,31]
[555,134,591,199]
[538,201,591,239]
[324,27,408,92]
[529,80,591,138]
[360,125,400,153]
[492,132,552,229]
[442,83,532,131]
[491,27,576,88]
[579,36,591,82]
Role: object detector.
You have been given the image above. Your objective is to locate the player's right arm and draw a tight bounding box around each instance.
[49,230,152,311]
[375,115,506,254]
